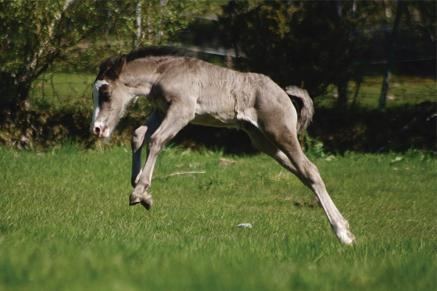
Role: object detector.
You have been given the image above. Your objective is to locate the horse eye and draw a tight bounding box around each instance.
[98,91,111,106]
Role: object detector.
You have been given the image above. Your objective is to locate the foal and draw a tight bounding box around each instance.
[90,48,355,245]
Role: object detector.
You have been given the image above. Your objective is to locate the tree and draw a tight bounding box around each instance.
[378,0,404,109]
[218,0,374,106]
[0,0,218,111]
[378,0,436,109]
[0,0,102,109]
[121,0,220,47]
[219,1,437,108]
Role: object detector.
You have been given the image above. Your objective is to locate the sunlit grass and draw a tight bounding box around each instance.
[315,75,435,108]
[29,72,96,111]
[1,146,436,290]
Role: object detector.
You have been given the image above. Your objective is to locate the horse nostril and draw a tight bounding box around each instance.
[93,126,101,135]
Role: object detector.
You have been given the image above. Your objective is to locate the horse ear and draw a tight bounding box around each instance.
[106,55,126,80]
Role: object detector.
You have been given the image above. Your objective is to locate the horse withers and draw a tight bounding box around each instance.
[90,47,356,245]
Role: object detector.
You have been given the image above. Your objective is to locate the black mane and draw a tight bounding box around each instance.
[96,46,191,80]
[124,46,190,62]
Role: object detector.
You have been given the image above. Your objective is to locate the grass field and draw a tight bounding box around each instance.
[1,146,436,290]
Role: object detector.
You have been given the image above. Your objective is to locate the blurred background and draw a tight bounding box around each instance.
[0,0,435,153]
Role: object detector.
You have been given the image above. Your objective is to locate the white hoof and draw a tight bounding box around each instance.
[335,227,356,245]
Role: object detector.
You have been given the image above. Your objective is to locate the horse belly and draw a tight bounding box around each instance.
[191,93,236,127]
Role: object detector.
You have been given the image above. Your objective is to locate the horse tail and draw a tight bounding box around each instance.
[285,86,314,133]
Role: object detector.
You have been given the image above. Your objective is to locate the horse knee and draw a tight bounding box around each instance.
[149,135,164,153]
[132,125,148,151]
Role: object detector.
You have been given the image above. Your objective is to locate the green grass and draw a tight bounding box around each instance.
[29,72,96,111]
[1,146,436,290]
[314,75,436,108]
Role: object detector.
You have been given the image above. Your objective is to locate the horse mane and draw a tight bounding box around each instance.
[96,46,190,80]
[124,46,189,62]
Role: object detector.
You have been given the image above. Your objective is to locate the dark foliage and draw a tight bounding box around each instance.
[218,0,369,104]
[310,102,436,153]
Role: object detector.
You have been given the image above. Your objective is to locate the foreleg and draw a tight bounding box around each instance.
[130,103,195,209]
[131,111,162,187]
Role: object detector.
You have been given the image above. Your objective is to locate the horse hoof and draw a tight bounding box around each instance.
[335,226,356,246]
[129,192,153,210]
[141,196,153,210]
[129,194,141,206]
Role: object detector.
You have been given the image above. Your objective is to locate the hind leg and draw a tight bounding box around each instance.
[244,125,322,209]
[267,131,355,244]
[286,140,355,244]
[254,108,355,244]
[243,124,298,173]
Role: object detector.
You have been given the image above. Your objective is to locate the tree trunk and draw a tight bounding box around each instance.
[157,0,167,43]
[336,80,349,108]
[336,0,343,18]
[379,0,403,109]
[351,76,362,108]
[0,72,32,113]
[135,0,142,48]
